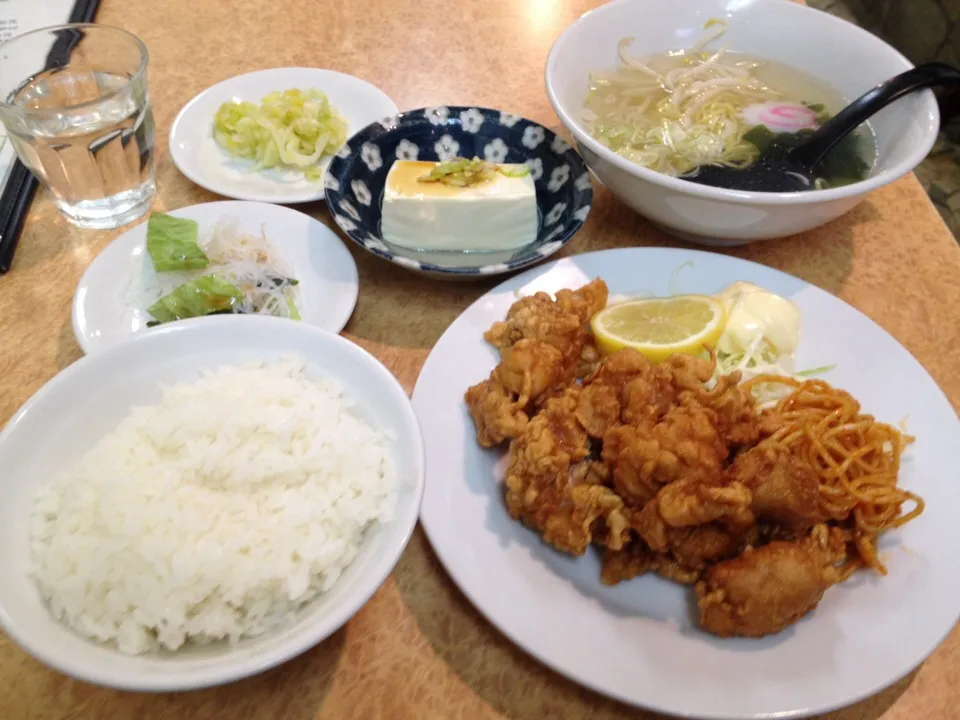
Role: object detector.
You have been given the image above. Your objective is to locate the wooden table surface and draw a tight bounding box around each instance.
[2,1,960,718]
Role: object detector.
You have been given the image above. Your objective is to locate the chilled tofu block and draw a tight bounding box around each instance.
[380,160,538,251]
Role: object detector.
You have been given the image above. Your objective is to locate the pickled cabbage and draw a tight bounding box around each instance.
[213,89,348,181]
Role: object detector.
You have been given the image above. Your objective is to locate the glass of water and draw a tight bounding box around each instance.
[0,24,155,229]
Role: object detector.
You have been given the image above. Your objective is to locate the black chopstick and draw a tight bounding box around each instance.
[0,0,102,274]
[0,165,39,273]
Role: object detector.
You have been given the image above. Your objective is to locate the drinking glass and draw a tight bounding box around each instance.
[0,24,156,229]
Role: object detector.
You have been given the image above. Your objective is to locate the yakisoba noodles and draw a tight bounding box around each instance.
[743,374,924,574]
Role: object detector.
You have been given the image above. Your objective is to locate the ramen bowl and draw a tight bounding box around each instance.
[546,0,939,245]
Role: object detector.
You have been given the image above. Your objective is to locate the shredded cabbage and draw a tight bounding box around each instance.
[668,260,693,295]
[716,345,834,408]
[213,89,347,181]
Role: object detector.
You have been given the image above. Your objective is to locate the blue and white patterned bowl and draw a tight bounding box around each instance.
[323,106,593,277]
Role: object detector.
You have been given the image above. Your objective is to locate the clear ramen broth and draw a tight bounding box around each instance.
[582,32,877,190]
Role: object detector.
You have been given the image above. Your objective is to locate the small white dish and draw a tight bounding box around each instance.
[0,315,425,691]
[169,68,398,204]
[72,201,359,355]
[413,247,960,719]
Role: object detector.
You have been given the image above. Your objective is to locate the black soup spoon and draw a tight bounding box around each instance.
[681,62,960,193]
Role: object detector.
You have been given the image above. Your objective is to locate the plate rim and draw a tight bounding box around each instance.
[412,246,960,719]
[168,67,399,204]
[71,200,360,355]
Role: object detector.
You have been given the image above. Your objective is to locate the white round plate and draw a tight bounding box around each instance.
[412,248,960,719]
[0,315,425,691]
[169,68,398,203]
[73,201,359,355]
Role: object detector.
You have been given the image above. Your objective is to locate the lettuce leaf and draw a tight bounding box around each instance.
[146,213,209,272]
[146,275,244,325]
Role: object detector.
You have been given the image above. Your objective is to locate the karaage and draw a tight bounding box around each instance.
[728,444,825,531]
[695,524,847,637]
[466,279,609,449]
[602,405,728,507]
[465,279,922,639]
[504,388,629,555]
[465,378,528,447]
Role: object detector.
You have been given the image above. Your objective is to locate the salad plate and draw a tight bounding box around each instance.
[169,68,398,204]
[72,201,359,355]
[412,247,960,719]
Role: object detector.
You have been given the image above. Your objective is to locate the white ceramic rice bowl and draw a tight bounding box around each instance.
[0,316,425,691]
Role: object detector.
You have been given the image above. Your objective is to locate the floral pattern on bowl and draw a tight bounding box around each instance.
[324,106,593,276]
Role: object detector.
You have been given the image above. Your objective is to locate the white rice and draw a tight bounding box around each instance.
[30,356,397,655]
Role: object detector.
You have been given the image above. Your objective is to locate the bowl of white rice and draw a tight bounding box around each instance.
[0,315,425,691]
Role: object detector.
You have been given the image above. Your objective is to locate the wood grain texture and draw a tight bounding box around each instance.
[1,1,959,719]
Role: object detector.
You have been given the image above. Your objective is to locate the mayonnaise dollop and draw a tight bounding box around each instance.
[716,281,800,357]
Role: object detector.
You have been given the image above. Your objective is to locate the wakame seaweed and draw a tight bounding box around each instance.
[742,124,870,189]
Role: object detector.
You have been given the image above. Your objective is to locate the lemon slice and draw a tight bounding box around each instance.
[590,295,727,361]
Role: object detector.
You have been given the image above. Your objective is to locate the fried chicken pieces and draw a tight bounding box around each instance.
[504,387,630,555]
[467,279,608,447]
[465,280,849,638]
[696,524,847,637]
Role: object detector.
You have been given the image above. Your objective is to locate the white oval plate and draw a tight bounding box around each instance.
[412,248,960,720]
[73,201,359,355]
[169,68,398,203]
